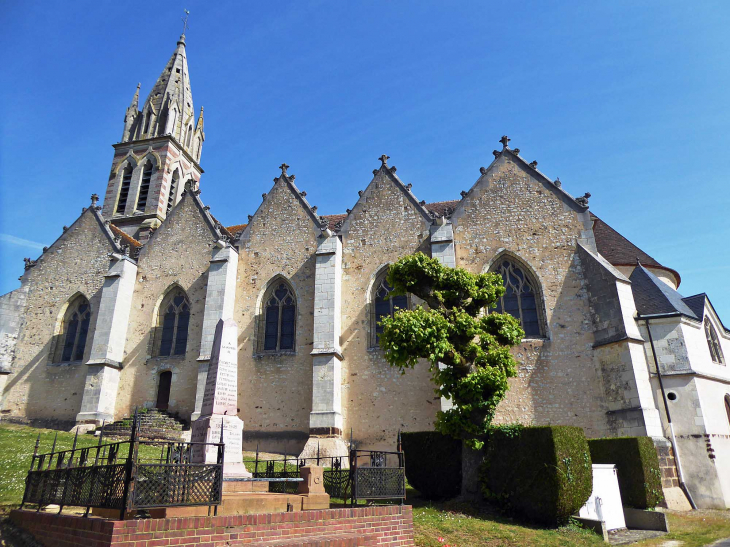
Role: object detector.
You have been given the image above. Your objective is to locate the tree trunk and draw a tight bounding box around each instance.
[460,441,484,500]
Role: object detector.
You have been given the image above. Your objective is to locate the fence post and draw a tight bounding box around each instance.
[20,434,41,510]
[120,408,139,520]
[254,443,259,477]
[57,429,80,514]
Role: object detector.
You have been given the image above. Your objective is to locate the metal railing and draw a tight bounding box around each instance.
[20,410,224,519]
[248,432,406,505]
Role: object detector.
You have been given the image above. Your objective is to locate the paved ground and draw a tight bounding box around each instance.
[607,529,666,545]
[709,539,730,546]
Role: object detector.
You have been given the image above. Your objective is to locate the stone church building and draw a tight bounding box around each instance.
[1,34,729,509]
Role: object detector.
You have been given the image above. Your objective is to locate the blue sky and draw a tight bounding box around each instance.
[1,1,728,319]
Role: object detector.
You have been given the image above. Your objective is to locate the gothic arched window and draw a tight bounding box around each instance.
[167,169,180,215]
[260,281,296,352]
[143,109,153,135]
[136,161,154,213]
[185,125,193,148]
[371,271,409,347]
[155,288,191,357]
[490,257,544,338]
[116,163,134,215]
[705,318,725,364]
[55,295,91,363]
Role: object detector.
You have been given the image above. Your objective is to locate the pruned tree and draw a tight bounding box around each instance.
[379,252,524,449]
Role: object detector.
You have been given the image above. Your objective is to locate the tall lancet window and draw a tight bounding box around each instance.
[116,164,134,215]
[143,109,153,135]
[371,271,409,347]
[489,257,544,338]
[55,295,92,363]
[167,170,180,215]
[705,318,725,364]
[156,288,191,357]
[185,125,193,148]
[260,281,296,352]
[136,161,154,212]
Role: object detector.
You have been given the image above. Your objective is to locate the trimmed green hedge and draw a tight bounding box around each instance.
[588,437,664,509]
[480,426,592,526]
[401,431,462,500]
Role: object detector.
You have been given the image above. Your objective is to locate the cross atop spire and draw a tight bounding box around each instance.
[499,135,510,150]
[181,9,190,36]
[279,163,289,176]
[379,154,390,167]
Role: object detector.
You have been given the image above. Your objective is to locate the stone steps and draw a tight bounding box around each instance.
[99,409,188,441]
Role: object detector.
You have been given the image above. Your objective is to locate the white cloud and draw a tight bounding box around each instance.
[0,234,48,251]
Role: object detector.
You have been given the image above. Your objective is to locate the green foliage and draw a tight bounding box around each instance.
[379,253,523,449]
[480,426,593,526]
[401,431,462,500]
[588,437,665,509]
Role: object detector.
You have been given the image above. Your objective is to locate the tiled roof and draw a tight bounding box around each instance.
[320,214,347,231]
[109,223,142,248]
[629,265,697,319]
[225,224,247,239]
[425,200,460,218]
[591,214,680,285]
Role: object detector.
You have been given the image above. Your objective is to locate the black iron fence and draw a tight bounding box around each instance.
[20,411,224,519]
[248,435,405,505]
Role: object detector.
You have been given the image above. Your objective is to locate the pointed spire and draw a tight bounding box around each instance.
[130,83,140,110]
[141,34,195,145]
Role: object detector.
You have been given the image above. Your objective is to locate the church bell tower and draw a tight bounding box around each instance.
[101,33,205,241]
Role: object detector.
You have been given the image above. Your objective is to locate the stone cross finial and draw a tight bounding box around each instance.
[499,135,510,149]
[279,163,289,176]
[90,194,99,206]
[379,154,390,167]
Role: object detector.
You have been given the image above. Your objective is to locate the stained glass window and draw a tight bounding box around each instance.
[490,258,543,337]
[57,296,91,363]
[371,274,408,347]
[157,289,191,357]
[705,318,725,365]
[261,282,296,352]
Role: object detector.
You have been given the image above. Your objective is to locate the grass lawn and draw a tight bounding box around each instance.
[0,423,166,509]
[1,424,729,547]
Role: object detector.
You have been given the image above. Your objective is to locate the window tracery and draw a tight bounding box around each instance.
[260,281,296,352]
[370,272,409,347]
[705,318,725,364]
[490,257,544,337]
[156,289,190,357]
[55,296,91,363]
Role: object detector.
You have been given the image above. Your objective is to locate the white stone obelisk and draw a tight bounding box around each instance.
[191,318,250,477]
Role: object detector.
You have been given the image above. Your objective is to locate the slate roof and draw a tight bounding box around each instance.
[591,214,680,286]
[682,293,707,320]
[629,265,697,319]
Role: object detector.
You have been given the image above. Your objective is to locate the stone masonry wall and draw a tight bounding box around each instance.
[114,193,215,420]
[451,155,609,436]
[236,178,319,453]
[1,211,113,422]
[0,284,28,374]
[340,169,437,448]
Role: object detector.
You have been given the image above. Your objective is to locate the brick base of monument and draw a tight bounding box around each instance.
[11,505,416,547]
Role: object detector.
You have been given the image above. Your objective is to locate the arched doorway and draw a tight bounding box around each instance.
[156,371,172,410]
